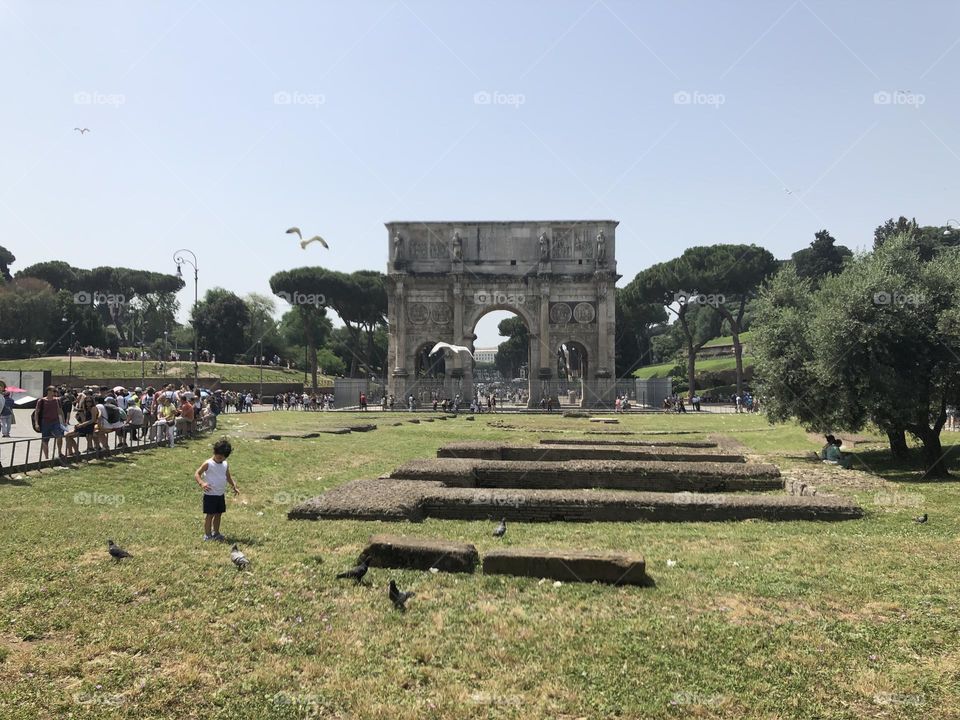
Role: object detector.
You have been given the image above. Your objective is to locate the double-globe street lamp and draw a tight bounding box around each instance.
[173,249,200,384]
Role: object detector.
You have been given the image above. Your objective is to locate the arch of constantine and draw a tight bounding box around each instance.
[385,220,619,407]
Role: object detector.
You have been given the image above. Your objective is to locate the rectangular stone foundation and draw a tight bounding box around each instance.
[361,534,478,573]
[483,547,646,585]
[391,457,781,492]
[437,441,743,463]
[540,438,718,449]
[288,479,864,523]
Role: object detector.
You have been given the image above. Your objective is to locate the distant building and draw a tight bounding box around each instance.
[474,347,498,364]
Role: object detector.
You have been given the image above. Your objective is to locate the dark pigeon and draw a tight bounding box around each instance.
[107,539,132,561]
[493,518,506,538]
[914,513,928,524]
[336,557,369,583]
[389,580,415,611]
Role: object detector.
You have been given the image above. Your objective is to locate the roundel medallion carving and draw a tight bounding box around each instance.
[573,302,596,324]
[408,303,430,324]
[430,303,452,324]
[549,302,572,325]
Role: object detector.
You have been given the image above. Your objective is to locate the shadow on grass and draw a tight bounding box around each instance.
[852,446,960,484]
[0,474,30,486]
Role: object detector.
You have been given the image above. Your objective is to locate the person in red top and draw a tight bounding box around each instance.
[32,386,66,460]
[177,395,195,438]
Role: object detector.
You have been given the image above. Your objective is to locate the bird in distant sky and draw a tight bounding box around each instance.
[429,341,474,359]
[285,227,302,239]
[301,235,329,250]
[74,128,90,134]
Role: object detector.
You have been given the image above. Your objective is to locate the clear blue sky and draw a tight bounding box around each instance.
[2,1,958,345]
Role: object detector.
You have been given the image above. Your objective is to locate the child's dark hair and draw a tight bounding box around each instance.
[213,438,232,457]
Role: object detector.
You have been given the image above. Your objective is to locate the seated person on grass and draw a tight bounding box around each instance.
[823,437,853,468]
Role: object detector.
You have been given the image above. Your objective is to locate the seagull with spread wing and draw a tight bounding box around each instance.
[74,128,90,134]
[301,235,329,250]
[286,227,330,250]
[429,341,473,359]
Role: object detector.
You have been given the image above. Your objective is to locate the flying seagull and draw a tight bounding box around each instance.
[388,580,415,611]
[74,128,90,134]
[493,518,506,538]
[336,557,369,583]
[107,539,132,561]
[913,513,928,524]
[285,227,302,239]
[300,235,329,250]
[429,341,474,359]
[230,544,250,570]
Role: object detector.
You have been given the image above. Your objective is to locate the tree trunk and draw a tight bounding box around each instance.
[676,306,697,400]
[731,329,744,399]
[716,302,745,399]
[886,428,909,460]
[686,339,696,400]
[910,425,949,478]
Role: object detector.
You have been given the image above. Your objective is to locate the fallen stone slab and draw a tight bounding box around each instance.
[317,428,352,435]
[541,438,718,449]
[589,418,619,424]
[563,411,590,418]
[483,547,646,585]
[360,534,478,573]
[438,441,743,463]
[392,457,780,492]
[289,479,864,523]
[408,419,421,424]
[347,424,377,432]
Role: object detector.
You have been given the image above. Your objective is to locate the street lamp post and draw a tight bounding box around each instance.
[173,249,200,385]
[258,339,263,404]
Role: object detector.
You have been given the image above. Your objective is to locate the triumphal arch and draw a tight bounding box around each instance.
[385,220,619,407]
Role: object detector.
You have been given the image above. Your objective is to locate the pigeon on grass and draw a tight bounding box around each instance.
[230,544,250,570]
[107,540,132,561]
[389,580,415,611]
[336,557,369,583]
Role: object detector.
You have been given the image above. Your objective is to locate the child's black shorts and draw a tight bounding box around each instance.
[203,494,227,514]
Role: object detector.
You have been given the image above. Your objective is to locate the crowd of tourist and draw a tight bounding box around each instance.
[272,392,336,411]
[25,383,228,460]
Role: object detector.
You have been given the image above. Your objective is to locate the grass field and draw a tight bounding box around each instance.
[0,357,327,384]
[1,411,958,719]
[702,331,753,347]
[633,355,755,379]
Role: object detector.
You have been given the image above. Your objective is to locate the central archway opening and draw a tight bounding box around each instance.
[471,308,530,409]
